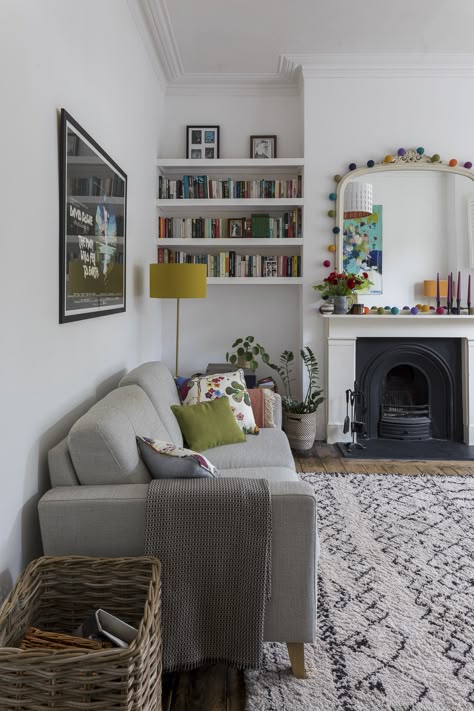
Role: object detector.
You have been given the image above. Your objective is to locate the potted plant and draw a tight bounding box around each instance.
[270,347,325,450]
[313,270,372,314]
[226,336,272,371]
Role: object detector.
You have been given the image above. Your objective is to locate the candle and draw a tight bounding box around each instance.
[451,272,454,305]
[436,272,440,306]
[447,274,451,304]
[457,271,461,302]
[468,274,471,306]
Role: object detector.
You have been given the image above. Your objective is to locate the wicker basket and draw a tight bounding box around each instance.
[0,556,162,710]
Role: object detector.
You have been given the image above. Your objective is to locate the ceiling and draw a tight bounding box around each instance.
[138,0,474,89]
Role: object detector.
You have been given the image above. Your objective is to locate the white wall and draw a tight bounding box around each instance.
[159,93,304,383]
[303,75,474,437]
[0,0,165,597]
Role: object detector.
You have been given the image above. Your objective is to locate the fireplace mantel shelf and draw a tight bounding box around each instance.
[323,314,474,320]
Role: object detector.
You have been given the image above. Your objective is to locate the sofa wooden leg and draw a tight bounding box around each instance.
[287,642,305,678]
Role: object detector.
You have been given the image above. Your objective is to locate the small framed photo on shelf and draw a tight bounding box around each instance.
[186,125,220,159]
[228,218,244,238]
[264,259,278,277]
[250,135,277,159]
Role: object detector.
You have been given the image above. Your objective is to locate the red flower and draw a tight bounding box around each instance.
[363,272,368,279]
[347,278,356,289]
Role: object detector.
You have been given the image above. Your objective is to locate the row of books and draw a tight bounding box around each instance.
[68,176,125,197]
[157,248,301,278]
[157,209,302,240]
[158,175,302,200]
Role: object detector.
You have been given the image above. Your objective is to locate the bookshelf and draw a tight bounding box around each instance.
[155,158,304,284]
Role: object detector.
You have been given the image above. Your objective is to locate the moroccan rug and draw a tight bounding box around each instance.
[245,471,474,711]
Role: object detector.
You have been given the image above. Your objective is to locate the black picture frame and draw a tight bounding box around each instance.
[250,135,277,159]
[59,109,127,323]
[186,125,220,159]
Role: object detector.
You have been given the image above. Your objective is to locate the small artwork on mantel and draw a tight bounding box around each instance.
[343,205,383,294]
[186,126,220,159]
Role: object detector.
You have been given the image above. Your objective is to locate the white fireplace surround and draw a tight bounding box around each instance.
[325,315,474,445]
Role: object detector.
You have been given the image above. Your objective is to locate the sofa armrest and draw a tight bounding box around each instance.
[39,479,318,642]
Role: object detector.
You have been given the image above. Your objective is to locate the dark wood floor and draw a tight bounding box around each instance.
[162,444,474,709]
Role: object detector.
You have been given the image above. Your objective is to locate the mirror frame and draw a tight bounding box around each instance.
[332,148,474,272]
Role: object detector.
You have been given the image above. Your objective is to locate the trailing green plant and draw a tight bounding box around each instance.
[226,336,272,371]
[269,347,325,414]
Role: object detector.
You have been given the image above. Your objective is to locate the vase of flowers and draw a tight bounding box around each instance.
[313,271,372,314]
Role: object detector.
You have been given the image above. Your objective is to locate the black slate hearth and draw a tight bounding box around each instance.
[337,438,474,460]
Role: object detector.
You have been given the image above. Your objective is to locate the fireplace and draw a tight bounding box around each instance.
[356,338,463,442]
[325,315,474,446]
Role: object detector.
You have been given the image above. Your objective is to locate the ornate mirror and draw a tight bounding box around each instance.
[327,147,474,308]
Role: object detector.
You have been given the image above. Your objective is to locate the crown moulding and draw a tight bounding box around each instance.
[131,1,474,93]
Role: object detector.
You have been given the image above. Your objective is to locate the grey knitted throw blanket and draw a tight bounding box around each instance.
[144,477,272,672]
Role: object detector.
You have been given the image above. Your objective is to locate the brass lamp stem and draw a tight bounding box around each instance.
[175,298,180,377]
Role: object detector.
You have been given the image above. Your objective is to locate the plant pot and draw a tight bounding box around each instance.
[283,410,317,451]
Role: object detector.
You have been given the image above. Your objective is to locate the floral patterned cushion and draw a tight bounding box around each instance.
[178,370,259,435]
[137,436,218,478]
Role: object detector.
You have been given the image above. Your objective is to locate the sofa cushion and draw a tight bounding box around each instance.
[171,397,246,451]
[201,428,295,471]
[136,437,218,479]
[68,385,169,485]
[119,362,184,446]
[179,370,259,435]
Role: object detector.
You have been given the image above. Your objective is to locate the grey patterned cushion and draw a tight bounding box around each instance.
[137,437,218,479]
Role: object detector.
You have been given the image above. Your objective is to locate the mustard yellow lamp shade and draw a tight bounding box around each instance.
[149,263,207,299]
[149,263,207,376]
[423,280,448,298]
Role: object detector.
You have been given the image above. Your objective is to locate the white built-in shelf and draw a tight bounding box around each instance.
[155,238,303,247]
[207,277,303,285]
[157,158,304,175]
[156,198,303,208]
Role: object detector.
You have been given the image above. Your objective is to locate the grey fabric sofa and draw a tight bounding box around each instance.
[38,361,318,677]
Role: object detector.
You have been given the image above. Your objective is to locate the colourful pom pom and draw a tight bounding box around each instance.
[397,148,406,156]
[363,306,370,314]
[416,147,424,155]
[367,159,375,168]
[416,303,422,309]
[429,305,435,310]
[349,163,357,171]
[377,307,385,314]
[391,306,399,315]
[465,161,472,169]
[327,209,336,217]
[436,306,445,315]
[384,306,391,310]
[411,307,419,315]
[332,227,340,234]
[421,304,430,312]
[329,193,337,201]
[431,153,441,163]
[323,259,331,267]
[333,174,343,183]
[449,159,457,167]
[327,244,336,252]
[384,154,393,163]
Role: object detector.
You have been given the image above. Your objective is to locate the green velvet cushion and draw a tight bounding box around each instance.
[171,396,246,451]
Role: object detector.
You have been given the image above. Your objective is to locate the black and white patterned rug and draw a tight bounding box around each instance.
[245,471,474,710]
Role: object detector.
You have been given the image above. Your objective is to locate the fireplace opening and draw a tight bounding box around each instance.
[356,338,463,443]
[379,364,431,440]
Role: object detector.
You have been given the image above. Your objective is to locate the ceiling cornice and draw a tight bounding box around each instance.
[286,52,474,79]
[130,1,474,94]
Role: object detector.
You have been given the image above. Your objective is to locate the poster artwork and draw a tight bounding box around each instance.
[343,204,383,295]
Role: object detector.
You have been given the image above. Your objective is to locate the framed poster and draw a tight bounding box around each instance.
[59,109,127,323]
[343,204,383,294]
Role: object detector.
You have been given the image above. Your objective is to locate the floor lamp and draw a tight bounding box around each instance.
[149,263,207,376]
